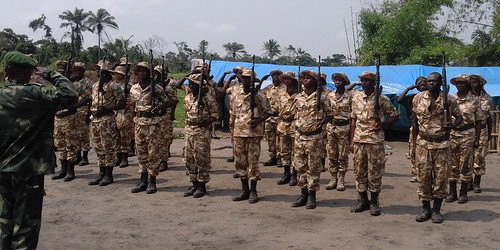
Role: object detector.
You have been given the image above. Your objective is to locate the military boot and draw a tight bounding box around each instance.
[291,188,308,207]
[115,152,122,167]
[458,181,469,204]
[79,151,89,166]
[248,180,259,204]
[158,161,168,172]
[337,172,346,191]
[193,182,207,198]
[232,179,250,201]
[52,160,68,180]
[445,180,458,203]
[325,173,338,190]
[226,156,235,162]
[277,166,291,185]
[415,200,432,222]
[306,190,317,209]
[88,166,106,185]
[129,140,136,156]
[351,191,370,213]
[76,151,82,165]
[289,168,298,186]
[473,175,482,193]
[63,161,76,182]
[146,175,157,194]
[263,157,278,166]
[99,167,114,186]
[119,153,129,168]
[431,198,444,223]
[369,192,381,216]
[320,158,326,172]
[131,172,148,193]
[184,181,199,197]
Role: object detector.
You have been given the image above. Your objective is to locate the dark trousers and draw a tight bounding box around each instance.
[0,173,44,250]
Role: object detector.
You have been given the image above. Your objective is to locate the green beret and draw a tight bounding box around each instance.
[3,51,38,68]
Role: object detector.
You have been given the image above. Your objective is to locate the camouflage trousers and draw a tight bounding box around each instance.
[265,122,278,159]
[184,126,212,183]
[353,143,386,193]
[90,116,118,167]
[135,123,163,177]
[75,111,91,151]
[408,126,417,177]
[233,137,262,180]
[54,115,79,162]
[473,128,489,176]
[116,123,134,153]
[415,144,449,200]
[326,124,350,175]
[159,116,173,161]
[0,173,44,250]
[293,136,323,191]
[449,133,474,182]
[278,133,294,167]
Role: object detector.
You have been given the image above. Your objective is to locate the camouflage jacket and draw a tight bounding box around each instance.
[0,70,78,174]
[230,87,272,137]
[183,92,219,131]
[276,90,297,136]
[90,80,125,121]
[261,83,285,123]
[292,89,333,140]
[451,91,485,137]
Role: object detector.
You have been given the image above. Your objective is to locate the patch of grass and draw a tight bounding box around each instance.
[173,88,186,128]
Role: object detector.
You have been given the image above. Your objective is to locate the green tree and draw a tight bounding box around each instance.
[223,42,246,61]
[86,8,119,59]
[0,28,36,55]
[197,40,209,59]
[59,8,91,56]
[28,14,53,40]
[262,39,281,60]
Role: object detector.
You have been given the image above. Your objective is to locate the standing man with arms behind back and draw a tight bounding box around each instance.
[0,51,78,249]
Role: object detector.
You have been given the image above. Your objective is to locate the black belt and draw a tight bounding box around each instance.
[282,116,294,123]
[185,120,211,127]
[334,119,350,126]
[91,109,113,118]
[453,123,475,132]
[299,128,322,136]
[419,132,449,143]
[136,111,166,118]
[480,123,487,129]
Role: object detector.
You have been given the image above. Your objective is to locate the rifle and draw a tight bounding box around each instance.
[64,54,73,78]
[149,50,156,108]
[316,55,322,111]
[97,49,108,111]
[374,53,381,122]
[208,54,213,79]
[442,51,449,125]
[124,54,130,102]
[297,64,302,93]
[161,55,166,86]
[250,55,256,120]
[198,55,205,119]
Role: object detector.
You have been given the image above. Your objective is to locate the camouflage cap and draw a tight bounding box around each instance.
[55,60,68,67]
[92,60,112,71]
[3,51,38,68]
[450,74,470,85]
[187,73,202,85]
[298,70,318,81]
[280,71,296,80]
[358,71,376,81]
[270,69,283,76]
[73,62,85,70]
[241,68,254,77]
[111,65,126,75]
[233,66,245,74]
[133,62,151,72]
[153,65,170,74]
[468,74,487,85]
[119,56,131,65]
[331,72,349,83]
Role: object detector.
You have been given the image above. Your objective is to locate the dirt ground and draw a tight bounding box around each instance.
[38,130,500,250]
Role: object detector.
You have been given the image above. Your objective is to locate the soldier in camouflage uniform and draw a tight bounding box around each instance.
[275,72,299,186]
[470,74,493,193]
[182,73,219,198]
[350,71,400,216]
[0,51,78,249]
[88,61,125,186]
[412,72,462,223]
[445,74,484,204]
[290,70,333,209]
[129,62,171,194]
[229,68,271,204]
[260,69,284,166]
[71,62,93,166]
[324,73,354,191]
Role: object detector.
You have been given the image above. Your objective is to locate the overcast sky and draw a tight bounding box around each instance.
[2,0,372,59]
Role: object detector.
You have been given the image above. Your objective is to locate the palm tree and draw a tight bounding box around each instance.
[223,42,246,61]
[59,8,91,56]
[86,8,119,59]
[262,39,281,60]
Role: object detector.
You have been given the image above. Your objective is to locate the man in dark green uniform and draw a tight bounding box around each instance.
[0,51,78,249]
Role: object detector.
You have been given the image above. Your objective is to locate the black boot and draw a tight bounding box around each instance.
[232,179,250,201]
[467,180,474,191]
[131,172,148,193]
[289,168,298,186]
[129,140,136,156]
[88,166,106,185]
[473,175,482,193]
[158,161,168,172]
[292,188,308,207]
[119,153,129,168]
[115,152,122,167]
[249,180,259,204]
[306,190,317,209]
[226,156,235,162]
[52,160,68,180]
[431,198,444,223]
[445,180,458,203]
[146,175,157,194]
[193,182,207,198]
[263,157,277,166]
[184,181,199,197]
[351,191,370,213]
[79,151,89,166]
[458,181,469,204]
[99,167,114,186]
[320,158,326,172]
[63,161,76,182]
[277,166,291,185]
[76,151,82,165]
[369,192,381,216]
[415,200,432,222]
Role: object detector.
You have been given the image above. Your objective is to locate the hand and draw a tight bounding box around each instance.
[94,107,111,117]
[224,70,232,74]
[408,84,417,90]
[249,117,261,128]
[473,140,480,148]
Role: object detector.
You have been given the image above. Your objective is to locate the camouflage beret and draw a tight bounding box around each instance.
[3,51,38,68]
